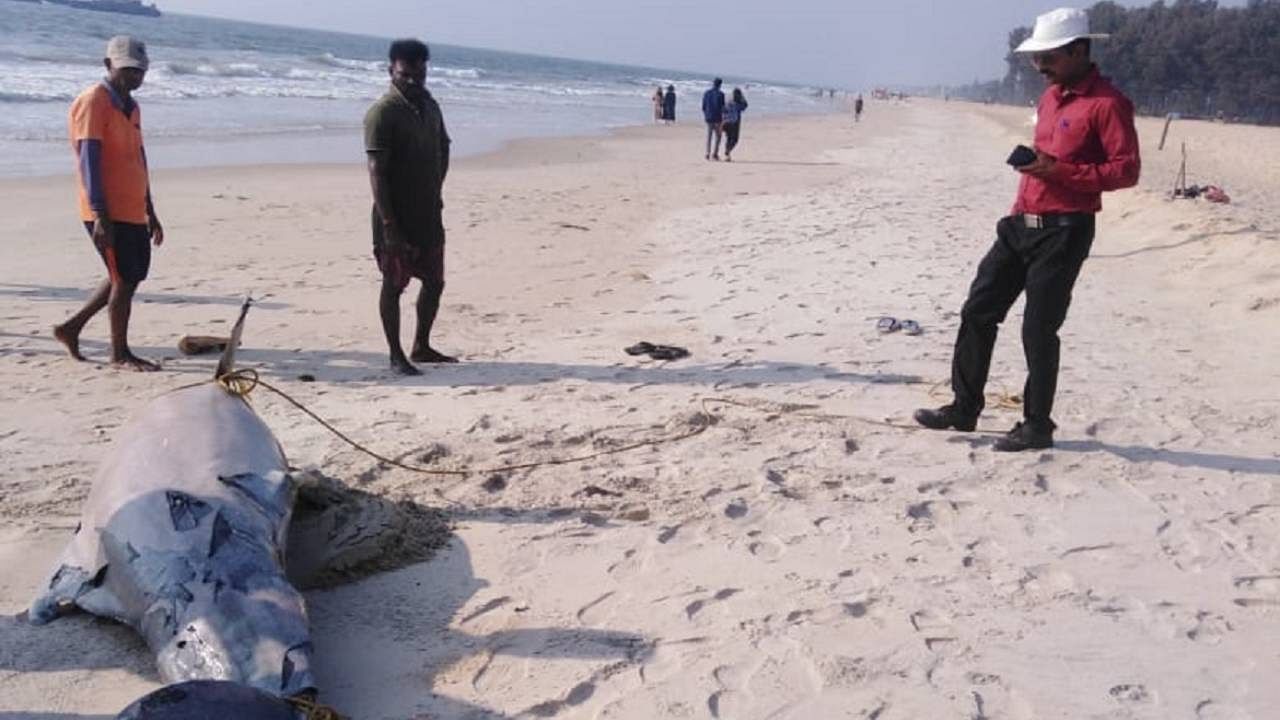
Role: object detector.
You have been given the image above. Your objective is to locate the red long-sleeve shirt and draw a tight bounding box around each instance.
[1012,67,1141,215]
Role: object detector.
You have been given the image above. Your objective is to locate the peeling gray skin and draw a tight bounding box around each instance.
[28,306,315,699]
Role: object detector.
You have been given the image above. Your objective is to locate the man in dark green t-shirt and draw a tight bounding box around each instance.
[364,38,455,376]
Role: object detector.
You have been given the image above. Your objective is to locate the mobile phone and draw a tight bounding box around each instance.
[1007,144,1038,167]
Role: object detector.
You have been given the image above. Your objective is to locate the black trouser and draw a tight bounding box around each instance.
[950,214,1095,430]
[724,122,741,153]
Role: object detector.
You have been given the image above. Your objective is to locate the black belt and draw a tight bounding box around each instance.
[1014,212,1093,229]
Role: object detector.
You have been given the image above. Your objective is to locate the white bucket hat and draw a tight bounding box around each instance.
[1014,8,1109,54]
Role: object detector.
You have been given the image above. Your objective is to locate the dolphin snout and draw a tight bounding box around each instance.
[159,578,314,697]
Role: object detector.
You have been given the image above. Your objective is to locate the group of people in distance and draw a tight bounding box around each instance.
[56,5,1141,454]
[652,84,675,124]
[650,78,749,161]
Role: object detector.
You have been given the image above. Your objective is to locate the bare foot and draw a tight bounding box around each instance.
[390,357,423,376]
[53,324,86,361]
[111,353,160,372]
[410,347,459,364]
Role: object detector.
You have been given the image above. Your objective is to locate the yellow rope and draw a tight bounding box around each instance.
[285,696,347,720]
[927,378,1024,412]
[214,369,711,477]
[696,396,1008,436]
[190,369,1021,478]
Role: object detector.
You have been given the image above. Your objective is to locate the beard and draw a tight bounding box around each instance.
[396,79,426,101]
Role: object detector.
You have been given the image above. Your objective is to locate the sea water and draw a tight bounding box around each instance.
[0,2,833,176]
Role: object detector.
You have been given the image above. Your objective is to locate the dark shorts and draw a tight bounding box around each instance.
[371,205,445,293]
[84,221,151,285]
[374,242,444,293]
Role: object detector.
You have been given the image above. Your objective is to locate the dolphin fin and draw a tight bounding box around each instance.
[215,298,253,380]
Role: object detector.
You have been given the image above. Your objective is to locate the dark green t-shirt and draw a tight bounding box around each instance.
[364,86,450,246]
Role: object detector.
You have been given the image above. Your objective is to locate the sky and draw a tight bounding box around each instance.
[158,0,1245,89]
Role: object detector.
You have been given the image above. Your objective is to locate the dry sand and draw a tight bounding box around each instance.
[2,99,1279,719]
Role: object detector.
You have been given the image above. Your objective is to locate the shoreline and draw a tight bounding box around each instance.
[0,106,845,182]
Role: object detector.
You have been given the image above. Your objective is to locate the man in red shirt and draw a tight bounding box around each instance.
[914,8,1140,451]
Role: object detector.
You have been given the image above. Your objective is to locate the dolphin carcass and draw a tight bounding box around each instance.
[28,301,315,699]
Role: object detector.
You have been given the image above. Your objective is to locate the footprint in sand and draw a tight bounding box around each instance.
[1109,684,1152,704]
[910,608,961,655]
[606,546,646,577]
[1234,575,1280,595]
[707,664,754,719]
[843,597,881,619]
[747,537,785,562]
[1196,698,1251,719]
[525,681,597,717]
[685,588,741,620]
[1184,610,1233,644]
[1156,520,1214,573]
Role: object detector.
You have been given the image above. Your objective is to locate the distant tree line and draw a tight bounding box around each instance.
[950,0,1280,124]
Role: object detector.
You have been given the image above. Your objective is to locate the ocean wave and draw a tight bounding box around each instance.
[429,77,642,99]
[432,66,483,79]
[310,53,483,80]
[312,53,384,72]
[156,60,368,84]
[145,85,381,101]
[163,61,273,78]
[0,90,74,103]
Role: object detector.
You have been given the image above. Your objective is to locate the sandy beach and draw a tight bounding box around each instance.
[2,100,1279,719]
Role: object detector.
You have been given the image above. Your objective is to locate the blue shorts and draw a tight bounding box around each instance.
[84,221,151,284]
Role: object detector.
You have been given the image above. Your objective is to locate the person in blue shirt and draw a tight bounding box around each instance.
[722,87,749,161]
[701,78,726,160]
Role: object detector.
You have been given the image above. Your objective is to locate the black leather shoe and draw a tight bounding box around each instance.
[913,405,977,432]
[993,422,1054,452]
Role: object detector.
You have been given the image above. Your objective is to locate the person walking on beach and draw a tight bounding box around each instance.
[913,7,1139,451]
[854,93,864,122]
[722,87,748,161]
[652,86,665,123]
[702,77,726,160]
[662,84,677,124]
[364,38,457,376]
[54,35,165,372]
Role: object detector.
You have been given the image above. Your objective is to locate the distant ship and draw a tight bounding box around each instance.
[42,0,162,17]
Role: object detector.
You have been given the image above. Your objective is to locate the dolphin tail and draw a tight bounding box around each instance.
[216,298,253,380]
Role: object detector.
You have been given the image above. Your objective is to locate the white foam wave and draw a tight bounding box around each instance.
[432,66,482,79]
[164,61,272,78]
[0,90,74,103]
[312,53,384,72]
[311,53,482,80]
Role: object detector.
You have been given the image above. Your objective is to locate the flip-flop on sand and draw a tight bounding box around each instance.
[624,342,690,361]
[876,317,900,333]
[901,319,923,336]
[647,344,690,361]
